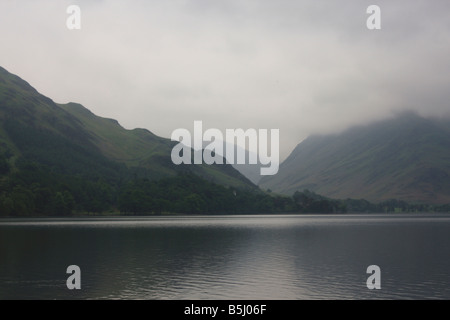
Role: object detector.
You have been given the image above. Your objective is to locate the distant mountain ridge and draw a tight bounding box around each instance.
[259,112,450,204]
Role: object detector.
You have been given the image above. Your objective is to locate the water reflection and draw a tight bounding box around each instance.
[1,214,450,299]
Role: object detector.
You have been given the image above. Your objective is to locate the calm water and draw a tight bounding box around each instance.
[1,214,450,300]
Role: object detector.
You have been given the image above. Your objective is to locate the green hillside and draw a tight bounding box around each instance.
[259,112,450,204]
[0,66,254,188]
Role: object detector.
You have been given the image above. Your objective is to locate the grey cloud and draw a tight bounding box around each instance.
[0,0,449,161]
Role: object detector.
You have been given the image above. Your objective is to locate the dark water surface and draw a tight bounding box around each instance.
[1,214,450,300]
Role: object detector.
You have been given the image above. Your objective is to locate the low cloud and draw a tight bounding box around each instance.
[1,0,449,160]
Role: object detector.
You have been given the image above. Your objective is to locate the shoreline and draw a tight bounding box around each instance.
[1,211,449,221]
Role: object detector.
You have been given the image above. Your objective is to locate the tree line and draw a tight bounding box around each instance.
[1,153,449,216]
[0,151,341,216]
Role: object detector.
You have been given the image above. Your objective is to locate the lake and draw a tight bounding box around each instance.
[1,214,450,300]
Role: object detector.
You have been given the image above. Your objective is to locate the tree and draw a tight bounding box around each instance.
[0,194,14,216]
[51,191,75,216]
[9,186,35,216]
[181,193,206,214]
[0,156,9,174]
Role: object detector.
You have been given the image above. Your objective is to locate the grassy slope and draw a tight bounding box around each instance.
[58,102,177,179]
[59,102,255,188]
[0,66,97,159]
[260,113,450,204]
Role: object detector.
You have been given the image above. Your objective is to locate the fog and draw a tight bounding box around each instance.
[1,0,449,160]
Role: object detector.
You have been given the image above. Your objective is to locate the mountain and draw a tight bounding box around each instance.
[259,112,450,204]
[0,66,276,216]
[0,65,254,190]
[200,140,265,185]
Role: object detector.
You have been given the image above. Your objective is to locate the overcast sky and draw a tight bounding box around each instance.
[1,0,449,160]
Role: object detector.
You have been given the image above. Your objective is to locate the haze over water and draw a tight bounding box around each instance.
[1,214,450,300]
